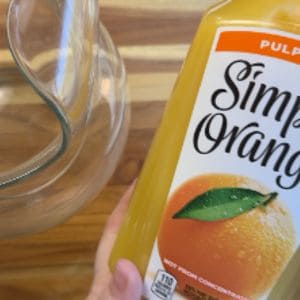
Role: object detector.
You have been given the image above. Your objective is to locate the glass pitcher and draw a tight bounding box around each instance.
[0,0,129,237]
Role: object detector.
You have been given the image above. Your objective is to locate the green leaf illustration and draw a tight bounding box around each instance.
[173,188,278,222]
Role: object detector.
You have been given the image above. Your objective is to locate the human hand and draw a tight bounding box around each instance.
[86,183,143,300]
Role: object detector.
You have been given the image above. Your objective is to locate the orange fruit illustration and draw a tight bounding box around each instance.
[157,173,295,300]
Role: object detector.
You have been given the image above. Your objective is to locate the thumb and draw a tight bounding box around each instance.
[110,259,143,300]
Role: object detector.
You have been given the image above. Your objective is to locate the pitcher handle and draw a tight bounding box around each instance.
[2,0,99,188]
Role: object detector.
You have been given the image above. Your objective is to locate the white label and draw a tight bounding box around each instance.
[144,27,300,300]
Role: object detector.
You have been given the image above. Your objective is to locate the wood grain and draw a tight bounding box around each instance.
[0,1,215,299]
[0,102,163,300]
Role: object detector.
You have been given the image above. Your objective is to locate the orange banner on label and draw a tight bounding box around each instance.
[216,31,300,65]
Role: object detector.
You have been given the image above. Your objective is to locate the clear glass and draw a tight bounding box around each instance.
[0,0,129,238]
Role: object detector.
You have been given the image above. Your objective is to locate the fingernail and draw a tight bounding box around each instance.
[112,261,128,294]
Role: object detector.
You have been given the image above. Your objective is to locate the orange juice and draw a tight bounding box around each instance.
[110,1,300,299]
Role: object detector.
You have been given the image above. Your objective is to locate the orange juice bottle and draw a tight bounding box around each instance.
[110,0,300,299]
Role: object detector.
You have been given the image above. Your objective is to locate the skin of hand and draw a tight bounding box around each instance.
[86,183,143,300]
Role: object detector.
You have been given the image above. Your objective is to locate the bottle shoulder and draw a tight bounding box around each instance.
[201,0,300,34]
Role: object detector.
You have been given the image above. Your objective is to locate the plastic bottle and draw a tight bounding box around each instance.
[110,1,300,299]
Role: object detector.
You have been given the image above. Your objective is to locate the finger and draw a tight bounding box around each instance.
[104,180,136,235]
[94,181,136,274]
[109,259,143,300]
[87,182,138,299]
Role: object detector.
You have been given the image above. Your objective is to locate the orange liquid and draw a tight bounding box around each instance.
[109,0,300,277]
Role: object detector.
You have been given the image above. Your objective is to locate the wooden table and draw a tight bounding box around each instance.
[0,1,217,299]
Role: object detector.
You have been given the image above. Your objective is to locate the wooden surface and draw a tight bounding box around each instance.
[0,1,218,299]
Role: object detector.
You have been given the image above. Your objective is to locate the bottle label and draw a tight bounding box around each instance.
[144,27,300,300]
